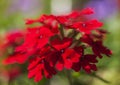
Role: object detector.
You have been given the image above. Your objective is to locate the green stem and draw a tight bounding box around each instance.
[89,73,110,84]
[46,79,51,85]
[65,70,73,85]
[59,25,64,39]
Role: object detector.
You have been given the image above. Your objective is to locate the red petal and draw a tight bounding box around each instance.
[80,8,94,15]
[56,61,64,71]
[64,60,72,69]
[34,71,42,82]
[72,62,81,72]
[25,19,36,25]
[51,38,72,50]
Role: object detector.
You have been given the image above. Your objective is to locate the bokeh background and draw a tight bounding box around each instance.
[0,0,120,85]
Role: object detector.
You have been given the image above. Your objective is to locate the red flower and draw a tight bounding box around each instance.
[72,19,103,34]
[26,15,59,34]
[3,26,53,64]
[0,30,25,64]
[1,7,112,82]
[0,30,24,57]
[61,48,80,69]
[28,51,57,82]
[55,8,94,28]
[2,30,24,49]
[56,8,94,24]
[51,38,80,70]
[72,46,98,73]
[72,54,98,73]
[3,52,30,64]
[88,29,108,41]
[16,26,53,54]
[38,15,59,34]
[92,41,112,58]
[68,8,94,18]
[81,34,112,58]
[51,38,72,70]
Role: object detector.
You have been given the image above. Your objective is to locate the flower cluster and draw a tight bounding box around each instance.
[0,30,24,81]
[0,30,24,63]
[2,8,112,82]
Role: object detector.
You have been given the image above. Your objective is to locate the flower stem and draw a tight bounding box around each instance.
[59,25,64,39]
[89,73,110,84]
[65,70,73,85]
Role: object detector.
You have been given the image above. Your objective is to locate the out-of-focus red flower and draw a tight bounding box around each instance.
[0,30,25,64]
[4,31,24,47]
[0,37,5,56]
[0,31,24,82]
[7,67,21,81]
[3,26,54,64]
[0,30,24,54]
[0,67,21,81]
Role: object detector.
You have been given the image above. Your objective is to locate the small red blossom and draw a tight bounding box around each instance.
[89,29,108,41]
[55,8,102,34]
[51,38,73,70]
[16,26,53,54]
[51,38,81,70]
[72,19,103,34]
[26,15,59,34]
[5,26,53,64]
[0,67,21,81]
[68,8,94,18]
[81,34,112,58]
[72,46,98,73]
[61,48,80,69]
[0,30,25,64]
[56,8,94,25]
[2,30,24,49]
[72,54,98,73]
[39,15,59,33]
[28,57,56,82]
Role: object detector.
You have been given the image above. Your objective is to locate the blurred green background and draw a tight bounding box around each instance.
[0,0,120,85]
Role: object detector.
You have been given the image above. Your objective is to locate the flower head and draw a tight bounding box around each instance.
[1,8,112,82]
